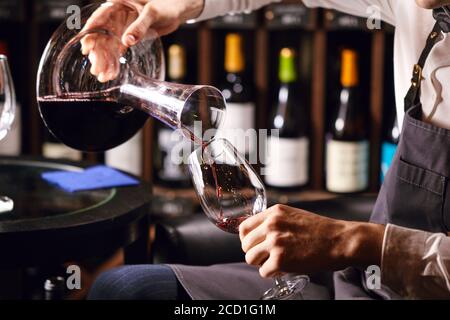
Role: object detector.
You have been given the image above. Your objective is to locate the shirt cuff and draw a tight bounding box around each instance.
[302,0,332,9]
[381,224,450,299]
[195,0,229,21]
[195,0,282,22]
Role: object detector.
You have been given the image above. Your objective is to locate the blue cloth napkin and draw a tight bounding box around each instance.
[41,165,139,192]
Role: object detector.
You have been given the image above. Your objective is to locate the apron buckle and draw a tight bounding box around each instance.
[411,64,423,87]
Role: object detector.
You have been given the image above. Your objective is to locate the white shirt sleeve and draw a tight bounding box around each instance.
[196,0,281,21]
[381,224,450,299]
[302,0,395,25]
[196,0,396,26]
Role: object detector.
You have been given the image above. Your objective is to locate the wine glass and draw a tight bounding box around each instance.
[0,55,15,213]
[188,138,309,300]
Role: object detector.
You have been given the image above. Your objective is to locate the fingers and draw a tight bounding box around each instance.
[100,35,124,82]
[245,241,270,266]
[241,222,266,253]
[106,52,120,81]
[239,206,280,241]
[122,3,156,46]
[244,232,286,278]
[82,2,114,32]
[259,251,283,278]
[89,35,106,75]
[92,39,123,83]
[84,37,121,82]
[80,34,97,55]
[80,2,132,82]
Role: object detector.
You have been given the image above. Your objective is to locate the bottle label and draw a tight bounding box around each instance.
[326,140,369,193]
[106,131,143,176]
[216,102,255,156]
[380,141,397,183]
[158,128,190,182]
[43,142,82,161]
[265,137,309,187]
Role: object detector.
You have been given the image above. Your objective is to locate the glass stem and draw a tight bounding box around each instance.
[274,276,285,288]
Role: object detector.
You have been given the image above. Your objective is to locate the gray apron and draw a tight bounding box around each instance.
[335,17,450,299]
[169,17,450,300]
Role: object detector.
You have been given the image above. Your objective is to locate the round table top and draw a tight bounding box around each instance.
[0,157,151,267]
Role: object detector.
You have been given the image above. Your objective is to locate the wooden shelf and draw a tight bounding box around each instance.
[10,1,395,198]
[153,185,356,208]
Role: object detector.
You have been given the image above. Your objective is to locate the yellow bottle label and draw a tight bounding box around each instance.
[225,33,244,73]
[341,49,359,87]
[168,44,186,81]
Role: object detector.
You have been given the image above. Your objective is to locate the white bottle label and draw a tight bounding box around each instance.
[106,130,143,176]
[265,136,309,187]
[43,142,82,161]
[326,140,369,193]
[0,103,21,155]
[217,102,255,156]
[158,128,190,181]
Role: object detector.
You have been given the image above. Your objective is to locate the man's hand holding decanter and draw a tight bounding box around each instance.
[80,0,204,82]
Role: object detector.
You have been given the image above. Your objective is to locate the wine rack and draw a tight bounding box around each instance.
[2,0,395,196]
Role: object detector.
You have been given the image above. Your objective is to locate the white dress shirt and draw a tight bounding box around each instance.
[197,0,450,299]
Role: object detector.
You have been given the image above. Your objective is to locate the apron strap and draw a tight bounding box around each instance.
[404,7,450,112]
[403,22,443,111]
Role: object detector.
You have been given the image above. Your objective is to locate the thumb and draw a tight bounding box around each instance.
[122,3,155,47]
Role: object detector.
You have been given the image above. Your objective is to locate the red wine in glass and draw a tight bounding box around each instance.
[188,138,309,300]
[191,139,265,234]
[215,214,251,234]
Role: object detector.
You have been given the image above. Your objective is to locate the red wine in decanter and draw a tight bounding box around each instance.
[38,96,148,152]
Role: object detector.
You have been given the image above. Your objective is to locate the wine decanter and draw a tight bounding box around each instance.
[37,2,226,152]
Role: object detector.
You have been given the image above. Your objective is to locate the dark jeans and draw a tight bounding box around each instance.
[88,265,190,300]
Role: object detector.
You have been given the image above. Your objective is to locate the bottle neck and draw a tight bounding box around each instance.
[225,71,244,82]
[277,81,297,103]
[338,86,359,117]
[225,34,245,74]
[333,86,366,140]
[340,49,359,88]
[168,44,186,82]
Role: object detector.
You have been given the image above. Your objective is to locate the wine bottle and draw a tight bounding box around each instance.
[326,49,369,193]
[38,7,83,161]
[105,131,143,176]
[154,44,191,188]
[380,113,399,183]
[265,48,309,189]
[0,40,21,156]
[218,33,256,158]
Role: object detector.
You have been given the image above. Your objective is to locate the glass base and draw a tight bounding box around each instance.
[261,275,310,300]
[0,196,13,213]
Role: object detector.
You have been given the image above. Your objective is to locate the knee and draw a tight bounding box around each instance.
[88,266,134,300]
[88,265,179,300]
